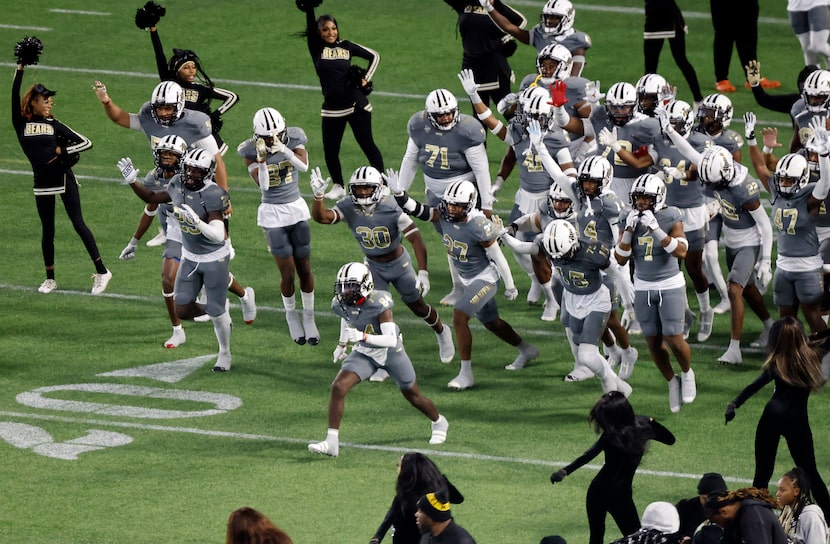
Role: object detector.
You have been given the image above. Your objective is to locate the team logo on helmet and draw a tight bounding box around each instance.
[154,134,188,173]
[439,180,477,222]
[181,148,216,191]
[150,81,185,126]
[605,82,637,127]
[253,107,288,153]
[630,173,667,212]
[576,155,612,198]
[426,89,459,131]
[348,166,384,209]
[335,262,374,306]
[542,219,579,260]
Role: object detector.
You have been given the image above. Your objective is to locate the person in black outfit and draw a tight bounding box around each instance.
[643,0,703,104]
[724,316,830,519]
[414,491,477,544]
[550,391,676,544]
[675,472,727,540]
[371,452,463,544]
[704,488,789,544]
[296,0,384,201]
[443,0,526,112]
[11,38,111,296]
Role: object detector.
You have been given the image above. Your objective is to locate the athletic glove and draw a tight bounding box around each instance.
[177,204,201,226]
[491,175,504,200]
[346,326,364,344]
[310,166,330,198]
[639,209,659,231]
[333,343,348,364]
[743,112,756,140]
[491,214,506,236]
[624,209,640,231]
[415,270,430,297]
[527,119,544,150]
[745,60,761,88]
[724,402,737,424]
[504,287,519,301]
[754,258,772,292]
[478,0,494,12]
[255,138,268,163]
[548,80,568,107]
[598,127,621,153]
[382,168,403,195]
[458,69,481,103]
[117,157,139,184]
[550,469,567,484]
[583,80,604,105]
[119,241,137,260]
[663,166,685,181]
[655,105,672,134]
[14,36,43,65]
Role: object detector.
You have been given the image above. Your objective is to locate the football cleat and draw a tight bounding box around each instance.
[440,287,463,306]
[436,326,455,363]
[429,415,449,445]
[718,347,742,365]
[681,368,697,404]
[668,376,682,413]
[369,368,389,382]
[164,327,186,349]
[38,279,57,294]
[750,327,771,348]
[91,269,113,295]
[505,344,540,370]
[302,311,320,346]
[286,309,306,345]
[447,372,475,391]
[241,287,257,324]
[308,439,338,457]
[619,347,638,380]
[712,300,731,314]
[324,184,347,201]
[697,308,715,342]
[212,350,231,372]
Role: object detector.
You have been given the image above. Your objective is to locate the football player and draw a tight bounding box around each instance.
[238,107,319,346]
[615,174,696,413]
[307,262,448,457]
[116,149,255,372]
[389,178,539,389]
[309,165,455,368]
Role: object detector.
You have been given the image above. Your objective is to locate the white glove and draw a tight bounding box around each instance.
[598,127,622,153]
[655,105,672,134]
[310,166,330,198]
[497,93,518,116]
[663,166,685,181]
[490,214,507,236]
[415,270,430,297]
[807,126,829,156]
[332,344,349,363]
[583,80,604,105]
[270,138,286,155]
[754,258,772,292]
[625,209,640,231]
[479,0,494,12]
[457,69,480,97]
[119,241,137,260]
[346,326,364,344]
[809,115,827,136]
[383,168,403,195]
[639,209,659,231]
[620,307,635,330]
[527,119,544,150]
[504,287,519,301]
[177,204,201,226]
[255,138,268,163]
[490,175,504,201]
[743,112,756,139]
[117,157,138,184]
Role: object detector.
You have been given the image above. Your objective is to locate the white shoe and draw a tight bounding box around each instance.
[164,327,186,348]
[505,344,539,370]
[627,316,642,335]
[440,288,463,306]
[303,311,320,346]
[527,281,542,305]
[680,368,696,404]
[718,347,742,365]
[308,439,338,457]
[448,372,474,390]
[750,327,771,348]
[697,309,715,342]
[324,184,347,201]
[683,308,696,340]
[429,415,449,445]
[436,326,455,363]
[286,309,306,345]
[146,227,166,247]
[369,368,389,382]
[38,279,57,294]
[605,345,622,368]
[564,366,593,382]
[193,313,211,323]
[541,301,558,322]
[616,377,633,398]
[668,375,682,413]
[619,347,638,380]
[712,300,731,314]
[91,269,112,295]
[241,287,257,324]
[212,350,231,372]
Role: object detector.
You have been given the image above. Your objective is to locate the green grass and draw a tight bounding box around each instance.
[0,1,827,543]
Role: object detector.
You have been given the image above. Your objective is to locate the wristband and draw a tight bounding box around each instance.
[615,246,632,258]
[477,108,493,121]
[762,145,773,154]
[620,229,632,245]
[484,2,494,12]
[490,121,504,135]
[652,227,668,241]
[143,205,158,217]
[747,138,757,147]
[664,237,679,253]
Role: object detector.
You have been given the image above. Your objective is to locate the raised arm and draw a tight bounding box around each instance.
[480,0,530,44]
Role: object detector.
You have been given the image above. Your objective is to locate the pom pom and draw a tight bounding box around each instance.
[135,1,166,30]
[14,36,43,66]
[295,0,323,12]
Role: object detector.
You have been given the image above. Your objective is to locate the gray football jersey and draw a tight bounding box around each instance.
[440,214,498,279]
[408,111,485,180]
[589,109,661,179]
[237,127,308,204]
[575,186,625,247]
[625,206,683,281]
[552,241,611,295]
[508,122,568,194]
[142,168,173,216]
[331,290,397,339]
[166,176,229,255]
[137,103,212,150]
[713,171,763,231]
[334,195,406,258]
[771,182,819,258]
[652,136,704,208]
[689,129,743,155]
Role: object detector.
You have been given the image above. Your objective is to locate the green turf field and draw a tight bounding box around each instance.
[1,1,827,543]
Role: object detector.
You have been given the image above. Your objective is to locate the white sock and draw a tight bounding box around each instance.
[762,318,774,330]
[282,294,297,311]
[541,280,557,306]
[326,428,339,444]
[211,311,232,353]
[729,338,740,351]
[460,360,472,374]
[301,290,315,312]
[696,291,711,312]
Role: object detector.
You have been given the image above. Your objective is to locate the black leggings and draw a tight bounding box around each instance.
[711,0,759,81]
[585,474,640,544]
[644,31,703,102]
[35,173,102,269]
[322,107,384,187]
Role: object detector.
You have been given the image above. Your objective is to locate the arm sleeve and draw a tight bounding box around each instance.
[732,372,773,408]
[485,242,516,290]
[198,218,226,243]
[465,143,493,210]
[648,418,676,446]
[282,146,309,172]
[150,29,173,80]
[666,128,703,165]
[362,321,399,348]
[749,204,773,259]
[813,155,830,200]
[56,122,93,155]
[500,233,540,255]
[535,143,575,186]
[562,440,603,475]
[210,87,239,115]
[339,318,351,344]
[398,138,420,191]
[11,69,24,130]
[750,86,800,115]
[351,42,380,82]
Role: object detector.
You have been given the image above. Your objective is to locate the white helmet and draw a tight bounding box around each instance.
[181,148,216,190]
[150,81,185,126]
[576,155,613,198]
[536,44,573,86]
[253,107,288,152]
[335,262,374,306]
[605,82,637,126]
[635,73,669,116]
[698,146,736,189]
[348,166,384,207]
[516,85,549,126]
[524,93,554,130]
[665,99,695,137]
[440,180,477,222]
[153,134,187,173]
[542,219,579,260]
[426,89,459,131]
[540,0,575,35]
[802,70,830,113]
[773,153,809,195]
[630,173,667,211]
[546,183,574,219]
[697,93,733,132]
